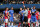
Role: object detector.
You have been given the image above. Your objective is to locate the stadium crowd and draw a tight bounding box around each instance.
[0,0,40,4]
[0,6,40,27]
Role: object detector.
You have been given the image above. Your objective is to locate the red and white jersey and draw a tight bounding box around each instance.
[27,10,31,19]
[5,11,9,19]
[35,12,39,20]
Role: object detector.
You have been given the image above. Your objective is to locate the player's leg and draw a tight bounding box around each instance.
[23,16,26,27]
[8,17,12,26]
[18,16,22,27]
[11,18,14,26]
[26,17,29,27]
[36,17,39,27]
[5,19,8,27]
[28,18,30,27]
[23,22,25,27]
[36,19,39,27]
[33,18,37,27]
[3,19,5,26]
[31,17,34,27]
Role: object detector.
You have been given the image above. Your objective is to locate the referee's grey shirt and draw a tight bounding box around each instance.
[23,10,28,16]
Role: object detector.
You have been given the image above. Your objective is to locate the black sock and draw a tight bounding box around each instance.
[23,24,25,27]
[26,24,29,27]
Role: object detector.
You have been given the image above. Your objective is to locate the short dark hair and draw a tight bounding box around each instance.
[20,7,22,8]
[5,7,8,10]
[11,7,13,8]
[33,6,35,7]
[5,7,8,9]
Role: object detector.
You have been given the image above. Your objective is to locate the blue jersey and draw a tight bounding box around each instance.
[31,9,36,16]
[3,11,5,16]
[9,10,14,17]
[31,9,37,22]
[19,11,23,15]
[22,10,25,20]
[22,10,25,16]
[19,10,24,16]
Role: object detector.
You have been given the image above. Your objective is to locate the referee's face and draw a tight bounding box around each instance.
[27,8,29,10]
[20,8,22,11]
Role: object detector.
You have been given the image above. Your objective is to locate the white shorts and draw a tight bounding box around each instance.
[5,19,8,23]
[28,18,30,23]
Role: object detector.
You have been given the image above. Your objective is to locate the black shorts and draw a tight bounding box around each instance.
[24,16,28,22]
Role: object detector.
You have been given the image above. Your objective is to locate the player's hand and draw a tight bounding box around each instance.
[22,13,23,16]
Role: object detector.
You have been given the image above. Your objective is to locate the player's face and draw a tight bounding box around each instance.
[11,7,13,10]
[27,8,29,10]
[20,8,22,11]
[6,8,8,11]
[33,7,35,9]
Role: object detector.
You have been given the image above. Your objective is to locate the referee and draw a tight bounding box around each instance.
[23,8,28,27]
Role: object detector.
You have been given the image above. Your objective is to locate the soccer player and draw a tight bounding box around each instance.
[22,9,25,21]
[27,7,31,27]
[38,14,40,26]
[31,6,37,27]
[3,7,9,27]
[35,10,39,27]
[9,7,14,26]
[19,7,23,22]
[23,8,28,27]
[36,10,39,20]
[3,11,5,24]
[18,7,23,27]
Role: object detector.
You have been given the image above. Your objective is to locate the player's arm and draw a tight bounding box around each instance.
[38,12,39,16]
[3,11,4,17]
[13,13,14,17]
[20,11,23,16]
[13,10,14,18]
[8,12,10,19]
[3,14,4,17]
[8,13,11,16]
[5,13,8,17]
[23,11,26,14]
[8,10,11,17]
[19,11,21,16]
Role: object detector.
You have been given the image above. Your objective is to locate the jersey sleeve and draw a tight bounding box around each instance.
[9,10,10,13]
[19,11,20,14]
[31,9,34,12]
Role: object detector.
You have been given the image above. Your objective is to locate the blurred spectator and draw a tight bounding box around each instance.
[12,1,16,4]
[0,0,40,4]
[3,0,7,4]
[37,2,40,4]
[30,1,33,4]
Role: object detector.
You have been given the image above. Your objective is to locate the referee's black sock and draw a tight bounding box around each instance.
[23,24,25,27]
[26,24,29,27]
